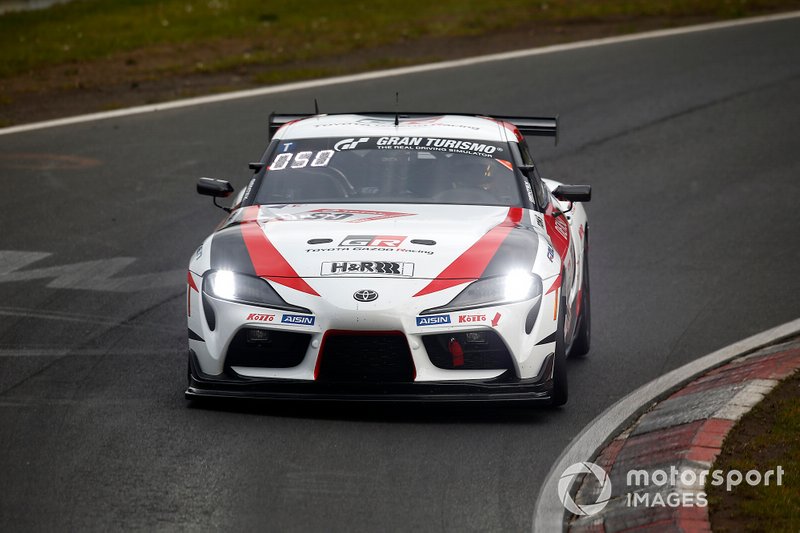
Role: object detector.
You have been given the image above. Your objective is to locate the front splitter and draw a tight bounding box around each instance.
[186,351,554,403]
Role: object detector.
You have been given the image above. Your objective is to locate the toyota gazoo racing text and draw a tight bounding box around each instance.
[187,112,592,405]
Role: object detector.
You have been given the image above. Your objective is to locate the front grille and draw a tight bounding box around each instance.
[423,331,515,372]
[316,332,415,383]
[225,328,311,370]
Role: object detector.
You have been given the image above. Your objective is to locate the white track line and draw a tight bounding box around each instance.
[2,10,799,137]
[530,316,800,532]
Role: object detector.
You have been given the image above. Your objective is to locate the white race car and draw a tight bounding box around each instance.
[186,112,591,405]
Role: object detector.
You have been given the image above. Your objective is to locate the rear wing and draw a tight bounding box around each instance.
[268,112,558,144]
[267,113,314,140]
[492,115,558,145]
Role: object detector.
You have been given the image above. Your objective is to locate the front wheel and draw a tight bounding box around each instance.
[550,292,569,407]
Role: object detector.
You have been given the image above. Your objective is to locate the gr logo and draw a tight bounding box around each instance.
[334,137,369,151]
[340,235,406,247]
[557,462,612,516]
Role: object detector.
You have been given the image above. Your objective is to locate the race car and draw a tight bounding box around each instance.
[186,112,591,405]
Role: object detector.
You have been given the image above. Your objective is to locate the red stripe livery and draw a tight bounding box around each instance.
[414,207,522,297]
[239,206,319,296]
[187,271,199,316]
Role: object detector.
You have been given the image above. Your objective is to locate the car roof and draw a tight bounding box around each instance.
[273,114,513,142]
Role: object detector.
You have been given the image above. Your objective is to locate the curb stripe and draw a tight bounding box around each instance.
[531,316,800,532]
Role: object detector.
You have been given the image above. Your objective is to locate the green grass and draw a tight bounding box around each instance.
[708,370,800,532]
[2,0,798,79]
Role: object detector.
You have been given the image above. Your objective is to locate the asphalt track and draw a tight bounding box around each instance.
[1,16,799,532]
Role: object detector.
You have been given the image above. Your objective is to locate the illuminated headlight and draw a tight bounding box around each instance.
[422,270,543,314]
[203,270,310,312]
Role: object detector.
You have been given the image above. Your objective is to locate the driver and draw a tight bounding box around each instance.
[451,157,497,191]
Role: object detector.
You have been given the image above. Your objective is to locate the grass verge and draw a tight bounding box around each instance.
[708,369,800,532]
[1,0,799,125]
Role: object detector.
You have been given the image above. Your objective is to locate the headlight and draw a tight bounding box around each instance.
[421,270,542,314]
[203,270,310,313]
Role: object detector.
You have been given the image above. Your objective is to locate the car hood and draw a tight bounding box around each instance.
[209,203,540,284]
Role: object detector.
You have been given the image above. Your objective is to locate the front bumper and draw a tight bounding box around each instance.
[186,350,555,403]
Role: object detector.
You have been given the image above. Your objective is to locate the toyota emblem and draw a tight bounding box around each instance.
[353,289,379,302]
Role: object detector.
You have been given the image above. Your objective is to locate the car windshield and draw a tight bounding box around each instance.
[253,136,522,206]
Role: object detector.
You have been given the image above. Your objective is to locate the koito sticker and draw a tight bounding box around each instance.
[247,313,275,322]
[458,314,486,323]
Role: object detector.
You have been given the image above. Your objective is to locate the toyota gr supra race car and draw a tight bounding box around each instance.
[186,112,591,405]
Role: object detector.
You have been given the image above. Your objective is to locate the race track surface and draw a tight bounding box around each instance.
[1,16,799,531]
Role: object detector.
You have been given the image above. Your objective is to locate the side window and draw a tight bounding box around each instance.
[519,139,534,167]
[245,139,280,206]
[518,140,549,210]
[531,166,550,210]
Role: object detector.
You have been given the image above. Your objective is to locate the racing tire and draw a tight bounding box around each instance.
[550,292,569,407]
[570,228,591,357]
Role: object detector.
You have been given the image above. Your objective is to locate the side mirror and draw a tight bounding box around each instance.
[197,177,234,213]
[553,184,591,203]
[197,177,234,198]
